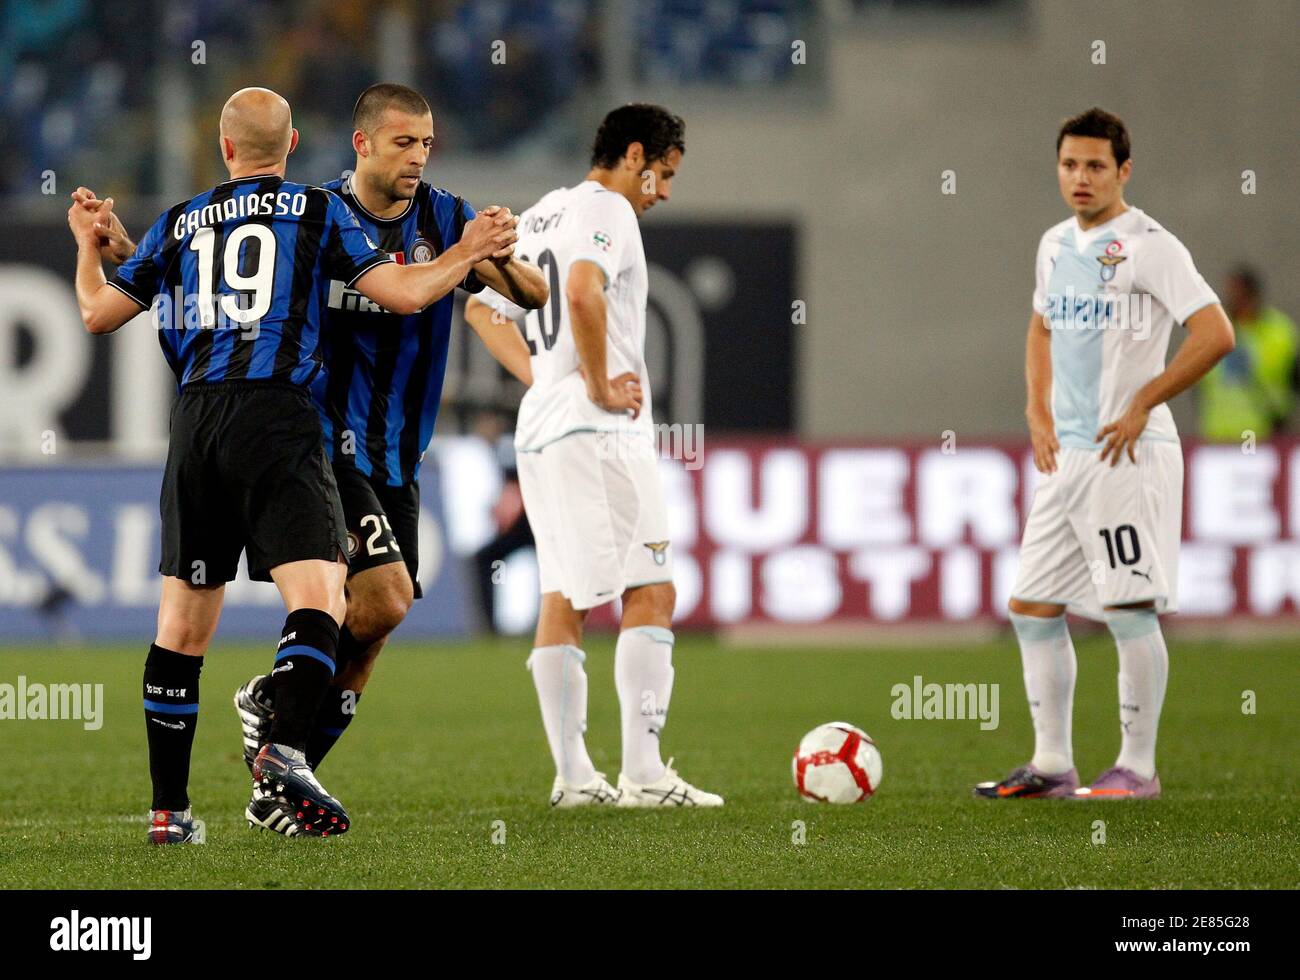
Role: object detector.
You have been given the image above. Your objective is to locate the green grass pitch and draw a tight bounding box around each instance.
[1,633,1296,889]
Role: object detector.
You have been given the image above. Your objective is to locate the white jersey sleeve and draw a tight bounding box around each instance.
[1134,230,1219,325]
[564,190,638,287]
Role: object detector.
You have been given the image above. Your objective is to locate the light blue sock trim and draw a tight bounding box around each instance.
[526,644,585,669]
[1104,608,1160,641]
[1009,612,1068,643]
[626,625,674,645]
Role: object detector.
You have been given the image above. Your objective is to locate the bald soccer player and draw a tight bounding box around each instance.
[68,88,518,842]
[76,82,546,783]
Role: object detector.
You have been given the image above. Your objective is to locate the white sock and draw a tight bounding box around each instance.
[615,626,675,785]
[1010,612,1076,775]
[526,645,596,786]
[1105,609,1168,781]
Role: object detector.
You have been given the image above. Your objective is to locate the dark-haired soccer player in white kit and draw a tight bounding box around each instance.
[975,108,1234,801]
[468,104,722,807]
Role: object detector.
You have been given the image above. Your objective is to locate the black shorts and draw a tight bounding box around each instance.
[159,381,347,583]
[333,463,423,599]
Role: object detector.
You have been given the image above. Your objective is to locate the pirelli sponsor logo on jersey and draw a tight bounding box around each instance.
[328,243,432,313]
[329,279,388,313]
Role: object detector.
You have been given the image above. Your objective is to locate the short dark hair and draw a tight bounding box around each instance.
[590,103,685,170]
[353,83,431,133]
[1056,107,1130,167]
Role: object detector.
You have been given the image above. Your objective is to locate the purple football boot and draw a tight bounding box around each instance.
[1073,766,1161,799]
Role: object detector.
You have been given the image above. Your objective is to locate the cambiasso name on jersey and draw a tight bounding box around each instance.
[172,189,309,240]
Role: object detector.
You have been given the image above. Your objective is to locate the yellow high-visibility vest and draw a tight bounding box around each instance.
[1199,307,1298,442]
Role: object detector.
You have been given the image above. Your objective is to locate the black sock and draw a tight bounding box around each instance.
[143,644,203,811]
[334,625,367,674]
[267,609,339,752]
[306,687,361,769]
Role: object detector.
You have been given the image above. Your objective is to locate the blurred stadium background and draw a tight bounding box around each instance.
[2,0,1297,641]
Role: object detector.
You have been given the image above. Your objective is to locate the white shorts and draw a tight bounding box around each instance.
[516,430,673,610]
[1011,441,1183,620]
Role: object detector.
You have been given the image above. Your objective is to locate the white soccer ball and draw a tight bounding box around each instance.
[792,722,883,803]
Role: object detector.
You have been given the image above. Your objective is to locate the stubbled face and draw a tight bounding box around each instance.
[1057,134,1130,221]
[632,147,682,216]
[357,109,434,203]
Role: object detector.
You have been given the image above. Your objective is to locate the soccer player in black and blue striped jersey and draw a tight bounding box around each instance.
[67,87,521,841]
[263,84,547,771]
[77,83,544,794]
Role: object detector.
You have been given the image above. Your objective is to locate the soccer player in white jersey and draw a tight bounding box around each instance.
[466,104,722,807]
[975,108,1235,801]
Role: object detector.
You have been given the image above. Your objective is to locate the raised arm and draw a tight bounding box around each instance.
[464,204,547,310]
[70,187,136,265]
[568,260,641,418]
[464,296,533,386]
[351,209,517,316]
[473,255,548,311]
[67,196,147,334]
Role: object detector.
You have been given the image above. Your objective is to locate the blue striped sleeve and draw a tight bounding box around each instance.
[322,190,393,287]
[109,210,171,307]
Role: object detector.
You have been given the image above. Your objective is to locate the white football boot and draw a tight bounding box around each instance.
[616,759,724,808]
[549,772,622,808]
